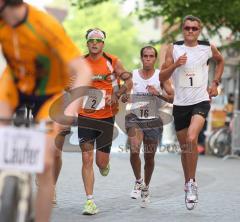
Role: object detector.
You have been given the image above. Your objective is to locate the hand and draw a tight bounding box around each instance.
[105,93,119,106]
[121,93,129,103]
[175,53,187,67]
[64,100,80,126]
[146,85,159,96]
[65,98,81,117]
[208,84,218,98]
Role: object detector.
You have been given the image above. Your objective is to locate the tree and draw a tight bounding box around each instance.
[141,0,240,43]
[74,0,240,45]
[63,1,142,70]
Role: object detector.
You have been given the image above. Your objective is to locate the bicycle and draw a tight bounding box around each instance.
[0,105,48,222]
[207,123,231,158]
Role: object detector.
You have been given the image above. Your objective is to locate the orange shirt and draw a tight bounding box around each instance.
[79,53,120,119]
[0,3,81,96]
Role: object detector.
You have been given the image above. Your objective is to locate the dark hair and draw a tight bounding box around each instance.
[0,0,23,12]
[5,0,23,5]
[182,15,202,28]
[85,28,106,39]
[140,46,158,58]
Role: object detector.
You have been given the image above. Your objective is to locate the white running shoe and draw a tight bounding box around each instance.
[141,186,150,208]
[130,180,144,199]
[185,179,198,203]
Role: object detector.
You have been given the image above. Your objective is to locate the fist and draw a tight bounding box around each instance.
[146,85,159,96]
[176,53,187,67]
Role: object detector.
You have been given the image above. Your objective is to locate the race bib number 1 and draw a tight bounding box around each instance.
[179,68,203,88]
[83,89,106,110]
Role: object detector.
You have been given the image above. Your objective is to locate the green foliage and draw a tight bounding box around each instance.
[48,0,70,8]
[70,0,110,8]
[63,1,142,70]
[140,0,240,42]
[73,0,240,44]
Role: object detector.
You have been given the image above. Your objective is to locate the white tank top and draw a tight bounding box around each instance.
[172,40,212,106]
[129,69,163,119]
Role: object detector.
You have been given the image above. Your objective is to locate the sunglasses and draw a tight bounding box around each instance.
[87,38,104,43]
[183,26,200,32]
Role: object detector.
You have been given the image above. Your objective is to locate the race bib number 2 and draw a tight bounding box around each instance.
[179,68,203,88]
[83,89,106,110]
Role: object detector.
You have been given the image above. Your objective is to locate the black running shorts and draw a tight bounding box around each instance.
[125,113,163,142]
[78,115,115,153]
[173,101,210,132]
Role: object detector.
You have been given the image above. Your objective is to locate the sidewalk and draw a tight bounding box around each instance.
[52,152,240,222]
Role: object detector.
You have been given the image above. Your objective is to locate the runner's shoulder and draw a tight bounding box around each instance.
[103,52,118,61]
[173,40,210,46]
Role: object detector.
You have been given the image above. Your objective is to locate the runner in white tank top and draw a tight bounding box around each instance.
[125,46,174,207]
[159,15,224,209]
[172,40,212,105]
[130,68,163,119]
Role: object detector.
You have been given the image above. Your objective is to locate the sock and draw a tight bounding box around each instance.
[87,195,93,200]
[189,178,195,183]
[136,178,143,184]
[143,184,149,191]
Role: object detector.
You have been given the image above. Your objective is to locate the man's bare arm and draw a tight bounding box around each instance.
[65,57,92,116]
[114,59,133,98]
[160,45,187,82]
[161,79,174,103]
[208,44,224,97]
[211,44,224,83]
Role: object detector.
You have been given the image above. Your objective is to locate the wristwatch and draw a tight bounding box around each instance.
[212,79,221,86]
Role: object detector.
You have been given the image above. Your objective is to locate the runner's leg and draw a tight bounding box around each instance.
[96,151,109,170]
[81,143,95,196]
[177,115,205,182]
[128,127,143,180]
[143,139,158,186]
[35,134,54,222]
[186,115,205,180]
[176,128,189,183]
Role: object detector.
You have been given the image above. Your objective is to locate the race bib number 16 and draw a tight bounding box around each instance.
[132,96,157,119]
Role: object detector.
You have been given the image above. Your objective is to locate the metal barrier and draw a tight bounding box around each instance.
[232,110,240,153]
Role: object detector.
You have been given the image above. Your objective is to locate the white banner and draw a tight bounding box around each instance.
[0,127,45,173]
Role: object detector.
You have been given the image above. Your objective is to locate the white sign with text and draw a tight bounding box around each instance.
[0,127,45,173]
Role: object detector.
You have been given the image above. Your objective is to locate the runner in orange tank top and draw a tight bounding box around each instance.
[78,28,132,215]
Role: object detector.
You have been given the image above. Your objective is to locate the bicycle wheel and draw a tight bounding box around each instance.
[207,128,231,157]
[207,129,219,155]
[0,176,19,222]
[213,128,231,157]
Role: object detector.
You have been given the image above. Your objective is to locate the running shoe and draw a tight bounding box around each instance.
[185,179,198,203]
[141,186,150,208]
[82,199,99,215]
[99,163,110,176]
[130,180,144,199]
